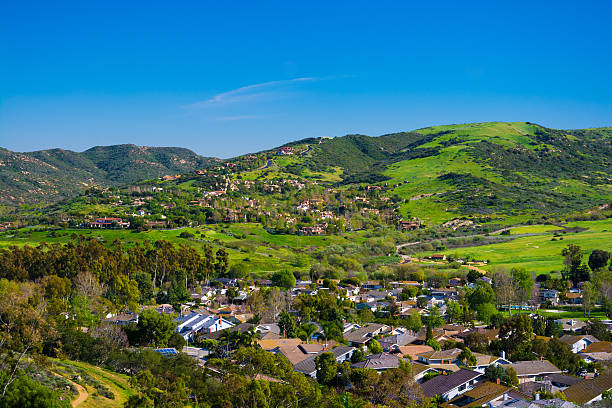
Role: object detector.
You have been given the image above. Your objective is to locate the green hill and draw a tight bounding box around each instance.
[2,122,611,225]
[0,145,217,206]
[269,122,612,224]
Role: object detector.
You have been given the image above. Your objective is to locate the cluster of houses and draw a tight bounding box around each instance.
[102,273,612,406]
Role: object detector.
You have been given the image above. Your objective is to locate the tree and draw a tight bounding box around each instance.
[562,244,586,285]
[484,364,514,386]
[368,339,383,355]
[315,352,337,385]
[492,269,515,316]
[127,309,175,347]
[458,348,477,367]
[467,270,482,283]
[463,332,489,353]
[426,306,444,329]
[0,280,52,402]
[0,373,69,408]
[582,282,597,318]
[300,322,318,344]
[588,250,610,272]
[351,349,365,363]
[476,303,499,324]
[498,314,533,360]
[511,267,533,305]
[278,311,296,338]
[133,272,154,304]
[446,300,462,323]
[166,270,190,308]
[271,270,296,290]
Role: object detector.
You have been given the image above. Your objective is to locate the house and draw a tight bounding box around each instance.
[396,345,434,360]
[417,348,463,365]
[174,313,235,341]
[292,346,355,377]
[379,332,418,351]
[257,338,303,352]
[501,360,561,384]
[344,323,389,347]
[562,374,612,405]
[582,341,612,354]
[468,353,512,374]
[430,254,447,261]
[564,292,582,305]
[539,289,559,305]
[490,398,577,408]
[351,353,400,372]
[419,369,482,401]
[363,281,383,290]
[478,276,493,285]
[554,319,586,333]
[411,362,441,383]
[544,373,583,390]
[88,217,130,229]
[579,351,612,364]
[559,334,600,353]
[442,381,530,408]
[449,277,463,287]
[104,312,138,325]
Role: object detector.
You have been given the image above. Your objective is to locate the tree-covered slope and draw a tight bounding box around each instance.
[0,145,216,206]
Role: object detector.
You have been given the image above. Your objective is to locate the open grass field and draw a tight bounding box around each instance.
[418,218,612,274]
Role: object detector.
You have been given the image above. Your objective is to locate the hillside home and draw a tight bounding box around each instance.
[555,319,587,333]
[501,360,561,384]
[292,346,355,378]
[87,217,130,229]
[417,348,463,365]
[559,334,600,353]
[468,353,512,374]
[419,369,482,401]
[562,374,612,405]
[175,313,234,341]
[443,381,530,408]
[344,323,389,347]
[352,353,400,372]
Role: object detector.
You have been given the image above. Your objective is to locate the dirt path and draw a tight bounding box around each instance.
[52,372,89,407]
[70,381,89,408]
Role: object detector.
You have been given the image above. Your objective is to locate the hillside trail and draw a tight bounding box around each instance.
[51,371,89,407]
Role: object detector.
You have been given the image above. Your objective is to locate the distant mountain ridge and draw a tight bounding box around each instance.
[2,122,611,224]
[0,144,217,206]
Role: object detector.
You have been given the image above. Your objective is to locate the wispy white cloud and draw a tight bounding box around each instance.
[215,115,265,121]
[183,77,318,108]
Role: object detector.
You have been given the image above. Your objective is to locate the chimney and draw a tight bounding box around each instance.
[500,350,506,360]
[496,378,500,385]
[535,393,540,401]
[503,393,509,401]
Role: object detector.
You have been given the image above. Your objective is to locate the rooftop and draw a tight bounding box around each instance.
[501,360,561,377]
[420,369,481,398]
[563,374,612,404]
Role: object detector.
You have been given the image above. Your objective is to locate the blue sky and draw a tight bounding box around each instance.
[1,1,611,158]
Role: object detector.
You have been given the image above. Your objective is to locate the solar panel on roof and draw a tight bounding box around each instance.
[154,348,178,357]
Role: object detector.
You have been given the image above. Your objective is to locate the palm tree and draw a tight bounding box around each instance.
[301,323,318,344]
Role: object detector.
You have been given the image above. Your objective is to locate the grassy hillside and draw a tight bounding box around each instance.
[0,145,216,206]
[50,359,134,407]
[415,218,612,274]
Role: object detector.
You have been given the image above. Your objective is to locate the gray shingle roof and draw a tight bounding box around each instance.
[419,369,481,398]
[351,353,400,370]
[501,360,561,377]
